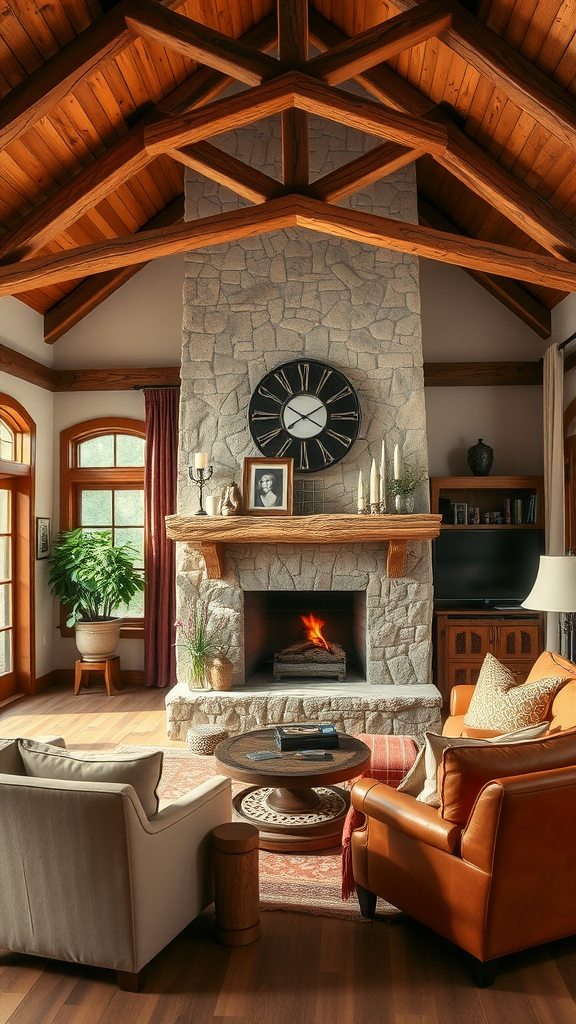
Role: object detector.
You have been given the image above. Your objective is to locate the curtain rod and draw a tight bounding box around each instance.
[132,384,181,390]
[558,331,576,351]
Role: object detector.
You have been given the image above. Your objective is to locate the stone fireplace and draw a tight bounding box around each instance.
[166,113,442,740]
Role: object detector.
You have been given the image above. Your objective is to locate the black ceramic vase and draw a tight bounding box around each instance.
[467,438,493,476]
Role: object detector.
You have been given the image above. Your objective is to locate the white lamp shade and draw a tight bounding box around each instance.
[522,555,576,613]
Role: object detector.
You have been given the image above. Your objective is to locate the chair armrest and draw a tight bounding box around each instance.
[450,685,476,716]
[351,778,461,854]
[146,776,231,832]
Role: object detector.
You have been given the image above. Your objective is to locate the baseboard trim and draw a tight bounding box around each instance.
[34,670,59,693]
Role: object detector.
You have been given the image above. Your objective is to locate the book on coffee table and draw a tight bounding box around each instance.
[274,723,339,751]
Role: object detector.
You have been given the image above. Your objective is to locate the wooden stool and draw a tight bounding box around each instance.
[74,657,121,697]
[212,823,260,946]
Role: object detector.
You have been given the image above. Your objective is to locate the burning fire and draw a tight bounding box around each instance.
[301,613,330,651]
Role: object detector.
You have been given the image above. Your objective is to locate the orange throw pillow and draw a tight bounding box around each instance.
[438,727,576,826]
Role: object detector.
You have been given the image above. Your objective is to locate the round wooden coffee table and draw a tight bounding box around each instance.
[215,728,371,852]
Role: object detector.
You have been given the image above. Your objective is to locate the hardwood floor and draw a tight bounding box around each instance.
[2,684,576,1023]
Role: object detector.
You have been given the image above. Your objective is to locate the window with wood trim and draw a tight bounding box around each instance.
[0,395,34,698]
[60,418,145,638]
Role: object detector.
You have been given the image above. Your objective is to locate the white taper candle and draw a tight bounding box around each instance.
[393,444,401,480]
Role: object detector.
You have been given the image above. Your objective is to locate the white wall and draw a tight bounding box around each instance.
[419,259,547,477]
[550,291,576,407]
[0,296,54,678]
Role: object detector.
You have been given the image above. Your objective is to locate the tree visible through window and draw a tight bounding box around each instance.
[61,419,145,634]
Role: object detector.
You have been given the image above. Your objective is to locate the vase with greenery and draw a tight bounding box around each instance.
[49,528,145,660]
[174,602,226,690]
[387,467,427,514]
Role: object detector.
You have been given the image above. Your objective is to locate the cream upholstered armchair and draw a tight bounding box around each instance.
[0,743,231,991]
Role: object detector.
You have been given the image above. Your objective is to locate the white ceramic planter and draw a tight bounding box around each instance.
[74,619,123,662]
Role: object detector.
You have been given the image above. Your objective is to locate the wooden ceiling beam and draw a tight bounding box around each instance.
[0,0,190,153]
[145,74,448,156]
[310,10,576,263]
[389,0,576,151]
[424,362,543,386]
[169,142,281,203]
[418,198,552,338]
[125,0,279,86]
[43,197,184,345]
[312,142,424,203]
[2,196,576,296]
[307,1,452,85]
[278,0,309,188]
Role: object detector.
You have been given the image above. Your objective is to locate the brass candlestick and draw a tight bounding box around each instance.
[189,465,213,515]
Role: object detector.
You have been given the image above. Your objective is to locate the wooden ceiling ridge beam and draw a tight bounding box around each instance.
[0,0,190,153]
[307,0,452,85]
[169,142,282,203]
[0,16,279,267]
[418,197,551,339]
[124,0,280,87]
[144,73,448,156]
[43,196,184,345]
[2,195,576,297]
[309,11,576,263]
[389,0,576,150]
[279,0,309,188]
[312,142,425,203]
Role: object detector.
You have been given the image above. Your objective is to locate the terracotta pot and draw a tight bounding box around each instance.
[208,656,233,691]
[74,618,123,662]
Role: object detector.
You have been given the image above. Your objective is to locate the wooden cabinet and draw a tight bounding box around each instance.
[434,610,545,712]
[430,476,544,528]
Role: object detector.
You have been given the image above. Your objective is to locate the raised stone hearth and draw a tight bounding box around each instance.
[166,681,442,743]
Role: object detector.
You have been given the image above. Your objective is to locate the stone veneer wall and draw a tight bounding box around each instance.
[178,114,433,688]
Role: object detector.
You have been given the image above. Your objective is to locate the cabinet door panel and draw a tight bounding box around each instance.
[496,625,540,662]
[447,663,484,690]
[447,625,491,660]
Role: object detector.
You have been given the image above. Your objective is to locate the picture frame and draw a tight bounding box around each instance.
[242,458,293,516]
[36,517,50,559]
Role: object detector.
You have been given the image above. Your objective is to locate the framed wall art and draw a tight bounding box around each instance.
[242,458,293,516]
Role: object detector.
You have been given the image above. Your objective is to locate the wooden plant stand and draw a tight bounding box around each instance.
[74,657,121,697]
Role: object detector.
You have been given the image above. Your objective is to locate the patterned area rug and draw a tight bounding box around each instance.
[120,746,399,922]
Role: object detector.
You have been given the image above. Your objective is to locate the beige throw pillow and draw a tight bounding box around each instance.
[463,652,560,732]
[18,739,163,818]
[397,722,549,808]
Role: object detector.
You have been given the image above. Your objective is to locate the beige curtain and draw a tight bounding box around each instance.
[543,344,565,648]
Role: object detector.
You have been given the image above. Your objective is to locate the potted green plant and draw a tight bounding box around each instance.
[48,528,145,661]
[387,467,428,514]
[175,602,231,690]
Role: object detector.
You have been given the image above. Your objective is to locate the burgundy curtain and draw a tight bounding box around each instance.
[144,388,179,688]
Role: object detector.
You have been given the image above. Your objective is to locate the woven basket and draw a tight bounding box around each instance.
[186,724,227,755]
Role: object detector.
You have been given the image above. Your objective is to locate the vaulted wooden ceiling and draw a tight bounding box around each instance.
[1,0,575,344]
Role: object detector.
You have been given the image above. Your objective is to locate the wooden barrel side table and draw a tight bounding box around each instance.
[212,822,260,947]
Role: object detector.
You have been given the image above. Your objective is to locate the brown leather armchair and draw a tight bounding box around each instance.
[351,764,576,985]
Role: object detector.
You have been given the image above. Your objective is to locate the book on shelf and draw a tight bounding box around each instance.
[274,723,339,751]
[513,498,523,524]
[453,502,468,525]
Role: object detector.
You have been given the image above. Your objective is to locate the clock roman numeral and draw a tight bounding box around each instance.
[251,410,280,421]
[299,442,309,470]
[326,429,352,448]
[297,363,309,391]
[257,428,282,447]
[315,367,333,394]
[326,386,352,404]
[257,386,283,404]
[316,439,334,465]
[331,411,359,421]
[276,438,294,457]
[274,368,293,394]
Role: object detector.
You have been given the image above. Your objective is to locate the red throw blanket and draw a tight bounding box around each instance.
[341,734,418,900]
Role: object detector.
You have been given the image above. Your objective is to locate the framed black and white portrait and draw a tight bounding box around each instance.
[243,458,293,516]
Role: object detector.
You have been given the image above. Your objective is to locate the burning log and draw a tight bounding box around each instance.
[273,614,346,681]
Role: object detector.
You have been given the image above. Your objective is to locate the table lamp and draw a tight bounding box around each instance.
[522,554,576,661]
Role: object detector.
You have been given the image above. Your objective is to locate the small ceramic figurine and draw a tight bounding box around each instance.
[221,481,243,516]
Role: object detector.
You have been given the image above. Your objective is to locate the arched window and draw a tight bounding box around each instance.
[60,418,145,636]
[0,395,34,697]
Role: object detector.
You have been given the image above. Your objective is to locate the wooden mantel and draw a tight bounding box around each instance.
[165,513,442,579]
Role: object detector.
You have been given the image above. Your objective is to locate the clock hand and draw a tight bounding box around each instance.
[284,403,326,430]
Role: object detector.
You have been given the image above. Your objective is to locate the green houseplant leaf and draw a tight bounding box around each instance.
[48,529,145,627]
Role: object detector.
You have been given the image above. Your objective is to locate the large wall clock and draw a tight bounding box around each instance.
[248,360,361,472]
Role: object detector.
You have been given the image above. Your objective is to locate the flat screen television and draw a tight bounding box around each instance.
[432,529,544,607]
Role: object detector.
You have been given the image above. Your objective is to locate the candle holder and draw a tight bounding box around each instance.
[189,465,213,515]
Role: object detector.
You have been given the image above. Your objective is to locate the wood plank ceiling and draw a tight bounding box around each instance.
[0,0,575,343]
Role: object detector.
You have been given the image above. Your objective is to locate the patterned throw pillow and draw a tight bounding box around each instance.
[463,652,560,732]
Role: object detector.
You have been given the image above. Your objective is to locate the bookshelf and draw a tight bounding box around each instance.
[430,476,544,529]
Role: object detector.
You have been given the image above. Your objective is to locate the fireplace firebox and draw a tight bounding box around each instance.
[243,591,366,684]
